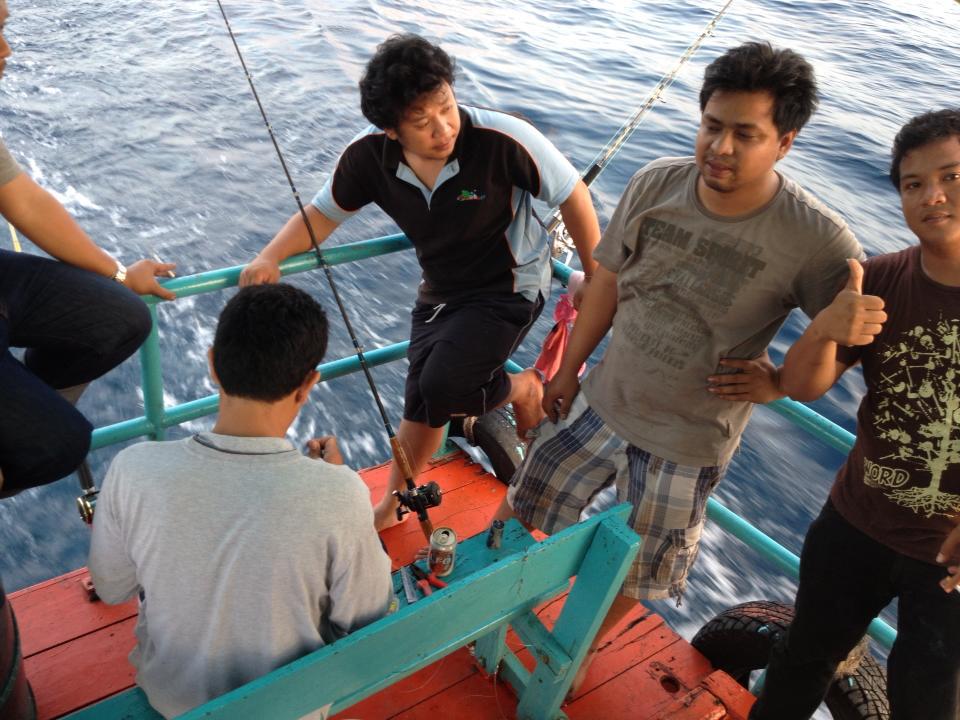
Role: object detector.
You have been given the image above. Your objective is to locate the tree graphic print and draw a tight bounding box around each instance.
[875,314,960,518]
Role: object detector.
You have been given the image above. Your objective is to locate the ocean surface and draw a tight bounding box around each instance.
[2,0,959,708]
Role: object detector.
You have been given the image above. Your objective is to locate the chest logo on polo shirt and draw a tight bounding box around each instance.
[456,189,485,201]
[870,312,960,518]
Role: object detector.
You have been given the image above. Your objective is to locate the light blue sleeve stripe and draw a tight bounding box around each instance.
[310,125,382,223]
[463,106,579,206]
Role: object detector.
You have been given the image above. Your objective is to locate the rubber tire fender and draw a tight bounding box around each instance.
[690,600,888,720]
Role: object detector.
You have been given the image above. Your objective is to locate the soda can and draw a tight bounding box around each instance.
[428,527,457,578]
[486,519,504,549]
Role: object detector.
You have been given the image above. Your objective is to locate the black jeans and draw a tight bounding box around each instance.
[0,249,151,493]
[750,500,960,720]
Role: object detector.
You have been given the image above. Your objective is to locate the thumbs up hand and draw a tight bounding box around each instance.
[845,257,865,294]
[810,259,887,346]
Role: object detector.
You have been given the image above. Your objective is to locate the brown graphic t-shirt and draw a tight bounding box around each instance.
[833,245,960,563]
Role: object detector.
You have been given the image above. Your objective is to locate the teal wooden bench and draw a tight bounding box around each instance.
[66,504,640,720]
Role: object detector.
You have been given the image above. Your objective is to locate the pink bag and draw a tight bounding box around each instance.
[534,272,587,382]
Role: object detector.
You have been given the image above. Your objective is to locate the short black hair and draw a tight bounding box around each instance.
[700,42,818,136]
[213,284,328,402]
[890,109,960,190]
[359,34,455,130]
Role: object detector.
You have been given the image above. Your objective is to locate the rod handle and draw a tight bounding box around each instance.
[389,436,417,490]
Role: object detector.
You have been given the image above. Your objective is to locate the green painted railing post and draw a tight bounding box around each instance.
[140,306,166,440]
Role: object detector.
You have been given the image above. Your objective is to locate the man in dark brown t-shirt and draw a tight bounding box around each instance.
[750,110,960,720]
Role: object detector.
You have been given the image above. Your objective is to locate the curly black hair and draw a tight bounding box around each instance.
[359,34,456,130]
[700,42,818,136]
[890,109,960,190]
[213,284,328,402]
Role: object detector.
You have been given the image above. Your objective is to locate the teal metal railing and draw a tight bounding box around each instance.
[91,233,895,651]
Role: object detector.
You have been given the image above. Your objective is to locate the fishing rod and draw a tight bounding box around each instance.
[215,0,440,541]
[549,0,736,259]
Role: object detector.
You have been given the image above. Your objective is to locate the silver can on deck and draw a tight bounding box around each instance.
[428,527,457,578]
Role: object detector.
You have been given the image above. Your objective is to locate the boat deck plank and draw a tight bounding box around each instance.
[11,448,754,719]
[23,616,137,720]
[11,568,137,658]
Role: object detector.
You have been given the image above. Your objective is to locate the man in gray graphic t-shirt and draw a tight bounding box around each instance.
[499,42,863,695]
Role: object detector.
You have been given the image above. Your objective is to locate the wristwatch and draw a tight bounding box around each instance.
[112,260,127,284]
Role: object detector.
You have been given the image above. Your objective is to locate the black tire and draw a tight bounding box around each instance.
[691,600,889,720]
[459,407,524,484]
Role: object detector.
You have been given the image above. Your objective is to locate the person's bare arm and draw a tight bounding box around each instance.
[543,265,617,421]
[559,180,600,276]
[0,173,175,298]
[240,205,340,286]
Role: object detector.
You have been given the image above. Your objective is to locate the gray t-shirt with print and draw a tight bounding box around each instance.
[0,136,22,186]
[89,432,394,719]
[581,156,863,467]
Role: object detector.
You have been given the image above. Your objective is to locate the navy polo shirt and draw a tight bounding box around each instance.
[312,105,578,304]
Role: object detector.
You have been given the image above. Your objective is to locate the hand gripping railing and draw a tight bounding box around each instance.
[90,239,895,652]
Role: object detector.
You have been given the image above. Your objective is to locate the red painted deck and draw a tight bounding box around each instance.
[10,449,755,719]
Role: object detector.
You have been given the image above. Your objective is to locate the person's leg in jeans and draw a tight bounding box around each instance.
[0,250,150,492]
[750,502,896,720]
[887,554,960,719]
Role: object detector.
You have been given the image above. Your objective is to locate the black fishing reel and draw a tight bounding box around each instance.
[394,480,442,521]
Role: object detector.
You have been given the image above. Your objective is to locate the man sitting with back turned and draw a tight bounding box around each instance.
[497,42,864,693]
[89,284,393,719]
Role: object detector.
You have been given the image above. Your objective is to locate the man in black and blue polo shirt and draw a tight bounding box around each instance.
[241,34,599,529]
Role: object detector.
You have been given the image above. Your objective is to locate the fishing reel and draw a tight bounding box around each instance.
[77,489,99,525]
[76,460,98,525]
[394,480,442,522]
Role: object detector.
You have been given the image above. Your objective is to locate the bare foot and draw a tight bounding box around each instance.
[512,368,545,440]
[373,495,407,531]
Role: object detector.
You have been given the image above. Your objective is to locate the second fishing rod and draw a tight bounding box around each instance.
[216,0,440,542]
[546,0,736,252]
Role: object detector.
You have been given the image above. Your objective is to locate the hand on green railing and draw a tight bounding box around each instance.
[126,259,177,300]
[240,256,282,287]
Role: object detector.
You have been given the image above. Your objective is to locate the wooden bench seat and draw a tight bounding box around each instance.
[64,505,640,720]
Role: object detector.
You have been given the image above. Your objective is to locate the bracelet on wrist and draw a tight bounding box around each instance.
[111,259,127,284]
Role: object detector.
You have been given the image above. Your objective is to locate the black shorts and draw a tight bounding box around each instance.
[404,292,544,427]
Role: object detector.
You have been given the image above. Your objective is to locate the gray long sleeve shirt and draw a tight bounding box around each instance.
[89,432,393,718]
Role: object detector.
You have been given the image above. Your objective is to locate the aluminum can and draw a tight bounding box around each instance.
[428,527,457,578]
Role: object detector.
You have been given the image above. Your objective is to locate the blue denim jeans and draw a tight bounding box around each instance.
[750,500,960,720]
[0,249,151,493]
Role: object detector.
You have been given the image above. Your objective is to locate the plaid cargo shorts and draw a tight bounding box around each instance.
[507,393,727,602]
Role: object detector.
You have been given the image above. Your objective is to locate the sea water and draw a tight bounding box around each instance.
[1,0,958,704]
